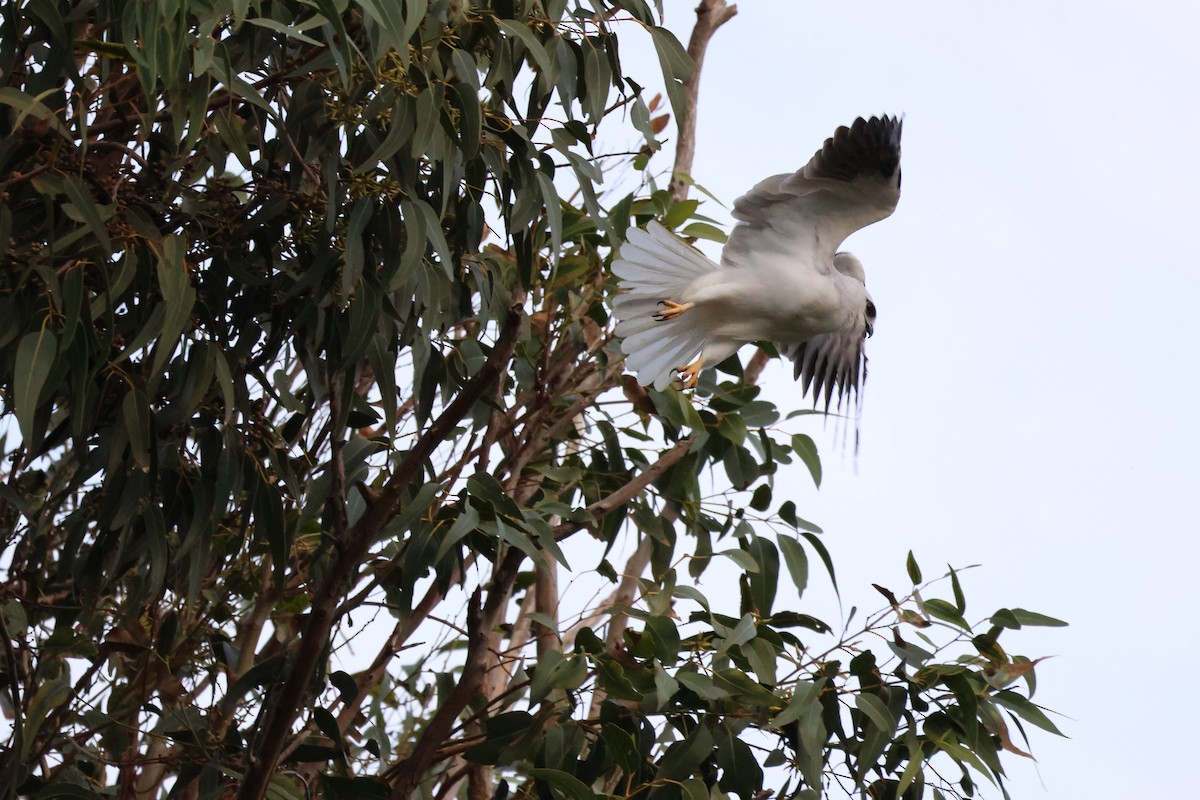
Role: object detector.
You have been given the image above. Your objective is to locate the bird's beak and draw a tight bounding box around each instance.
[864,322,874,339]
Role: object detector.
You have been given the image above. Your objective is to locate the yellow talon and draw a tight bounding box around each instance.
[675,357,705,390]
[654,299,694,322]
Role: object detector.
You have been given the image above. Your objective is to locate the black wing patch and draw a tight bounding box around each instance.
[807,115,902,185]
[787,332,868,413]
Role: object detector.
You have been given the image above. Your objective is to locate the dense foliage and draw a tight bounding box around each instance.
[0,2,1064,799]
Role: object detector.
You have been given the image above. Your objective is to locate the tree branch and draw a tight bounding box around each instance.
[552,436,694,541]
[235,299,526,800]
[388,547,526,800]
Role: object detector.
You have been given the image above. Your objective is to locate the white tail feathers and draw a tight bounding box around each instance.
[612,222,720,390]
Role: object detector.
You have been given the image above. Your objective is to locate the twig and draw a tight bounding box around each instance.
[387,549,524,800]
[235,299,526,800]
[552,436,694,541]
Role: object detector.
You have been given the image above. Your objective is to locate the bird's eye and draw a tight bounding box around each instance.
[865,300,877,319]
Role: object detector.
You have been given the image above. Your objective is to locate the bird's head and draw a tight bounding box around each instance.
[832,252,866,283]
[864,293,877,339]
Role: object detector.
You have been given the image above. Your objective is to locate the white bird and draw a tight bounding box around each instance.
[612,115,902,412]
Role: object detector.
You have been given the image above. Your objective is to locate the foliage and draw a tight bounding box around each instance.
[0,1,1064,799]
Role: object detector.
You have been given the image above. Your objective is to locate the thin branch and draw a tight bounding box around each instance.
[234,561,275,678]
[552,436,694,541]
[388,548,525,800]
[235,299,526,800]
[562,535,654,653]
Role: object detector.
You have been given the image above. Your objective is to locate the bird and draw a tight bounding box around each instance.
[611,115,902,413]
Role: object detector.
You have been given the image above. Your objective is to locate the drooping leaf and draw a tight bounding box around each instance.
[13,328,57,447]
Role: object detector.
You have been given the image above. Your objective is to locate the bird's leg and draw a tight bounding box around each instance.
[674,357,704,390]
[654,299,694,322]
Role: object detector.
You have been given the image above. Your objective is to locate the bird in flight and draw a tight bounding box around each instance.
[612,115,902,413]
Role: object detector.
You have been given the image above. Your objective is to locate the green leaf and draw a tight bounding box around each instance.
[720,547,759,573]
[924,725,998,787]
[717,412,748,445]
[721,444,758,489]
[855,692,898,737]
[716,722,764,797]
[679,778,710,800]
[772,679,821,728]
[897,732,927,794]
[454,82,481,159]
[672,584,710,612]
[777,500,823,533]
[329,671,358,706]
[749,482,771,511]
[992,690,1065,736]
[0,87,69,137]
[745,535,779,615]
[713,667,777,708]
[663,198,698,230]
[719,613,758,650]
[1008,608,1068,627]
[22,670,71,760]
[769,611,830,633]
[675,669,727,701]
[359,0,425,62]
[537,172,563,263]
[643,614,682,666]
[529,768,600,800]
[656,722,715,781]
[243,16,322,45]
[211,348,236,425]
[922,598,970,630]
[409,88,440,164]
[778,535,809,598]
[464,710,535,765]
[791,433,822,488]
[60,174,113,254]
[991,607,1067,628]
[950,565,966,613]
[13,328,57,447]
[151,234,196,383]
[498,19,554,76]
[906,550,922,584]
[681,221,728,243]
[648,26,693,123]
[801,532,837,593]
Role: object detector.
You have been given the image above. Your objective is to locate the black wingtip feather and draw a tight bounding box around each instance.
[811,115,903,185]
[790,333,868,415]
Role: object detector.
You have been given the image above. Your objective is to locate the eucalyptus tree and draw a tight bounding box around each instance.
[0,2,1063,799]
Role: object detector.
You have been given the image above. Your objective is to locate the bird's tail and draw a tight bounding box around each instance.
[612,222,720,390]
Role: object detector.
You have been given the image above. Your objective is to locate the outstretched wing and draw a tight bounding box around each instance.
[721,116,902,272]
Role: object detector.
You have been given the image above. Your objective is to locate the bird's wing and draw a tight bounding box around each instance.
[781,332,867,413]
[721,116,902,272]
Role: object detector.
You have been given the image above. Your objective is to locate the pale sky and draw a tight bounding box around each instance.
[615,1,1200,796]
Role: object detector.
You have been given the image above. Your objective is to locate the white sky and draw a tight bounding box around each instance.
[613,1,1200,796]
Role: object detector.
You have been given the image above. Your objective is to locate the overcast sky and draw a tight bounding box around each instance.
[613,1,1200,796]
